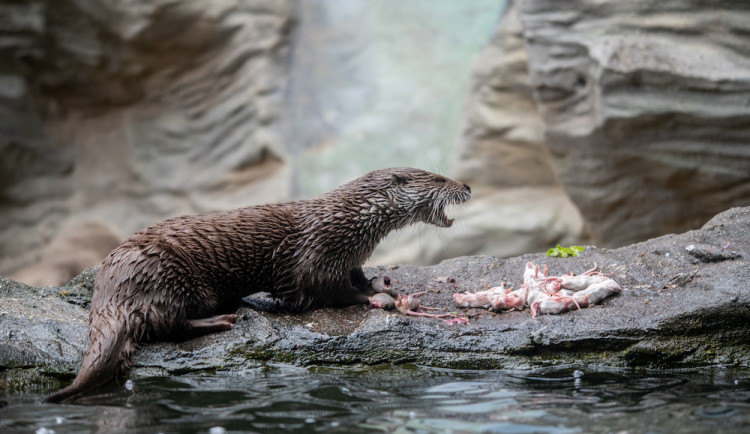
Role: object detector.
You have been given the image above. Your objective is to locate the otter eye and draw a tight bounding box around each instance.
[435,177,446,184]
[392,174,408,185]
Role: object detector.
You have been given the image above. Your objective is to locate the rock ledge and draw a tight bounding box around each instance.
[1,207,749,392]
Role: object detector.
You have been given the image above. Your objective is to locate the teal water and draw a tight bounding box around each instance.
[2,364,749,433]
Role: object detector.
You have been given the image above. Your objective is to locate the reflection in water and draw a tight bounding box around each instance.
[1,365,749,433]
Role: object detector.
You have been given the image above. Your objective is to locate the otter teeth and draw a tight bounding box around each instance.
[435,208,454,227]
[442,212,454,227]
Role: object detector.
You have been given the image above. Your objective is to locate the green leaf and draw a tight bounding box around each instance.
[546,244,586,258]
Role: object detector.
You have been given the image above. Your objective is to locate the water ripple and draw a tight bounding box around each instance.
[1,365,749,433]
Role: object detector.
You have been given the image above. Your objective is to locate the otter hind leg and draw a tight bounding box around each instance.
[185,314,237,338]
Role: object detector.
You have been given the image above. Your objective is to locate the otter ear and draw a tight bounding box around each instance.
[391,173,408,185]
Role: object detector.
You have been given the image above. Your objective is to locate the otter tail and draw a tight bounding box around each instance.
[46,305,141,403]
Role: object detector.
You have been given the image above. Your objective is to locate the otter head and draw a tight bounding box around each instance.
[378,167,472,228]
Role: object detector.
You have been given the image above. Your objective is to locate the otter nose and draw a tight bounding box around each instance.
[463,183,471,193]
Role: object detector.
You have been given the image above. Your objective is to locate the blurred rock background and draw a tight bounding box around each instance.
[1,0,749,286]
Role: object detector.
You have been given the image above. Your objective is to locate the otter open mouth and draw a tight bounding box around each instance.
[429,186,471,228]
[431,204,455,228]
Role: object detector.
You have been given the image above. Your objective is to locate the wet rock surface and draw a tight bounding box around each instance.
[1,207,749,392]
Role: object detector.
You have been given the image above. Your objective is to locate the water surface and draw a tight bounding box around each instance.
[2,364,749,433]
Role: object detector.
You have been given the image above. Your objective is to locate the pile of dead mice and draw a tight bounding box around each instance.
[369,262,621,324]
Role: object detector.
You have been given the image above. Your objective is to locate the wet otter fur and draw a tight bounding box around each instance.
[46,167,471,402]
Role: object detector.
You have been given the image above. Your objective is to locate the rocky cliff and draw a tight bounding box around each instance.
[454,0,750,251]
[0,0,295,285]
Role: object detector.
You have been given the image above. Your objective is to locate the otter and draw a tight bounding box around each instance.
[46,167,471,402]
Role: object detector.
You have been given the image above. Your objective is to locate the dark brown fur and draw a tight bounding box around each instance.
[46,167,471,402]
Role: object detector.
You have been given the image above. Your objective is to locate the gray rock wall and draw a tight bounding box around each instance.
[442,0,587,264]
[451,0,750,256]
[0,0,295,285]
[519,0,750,246]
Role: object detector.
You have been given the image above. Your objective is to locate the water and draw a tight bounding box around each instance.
[1,364,749,433]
